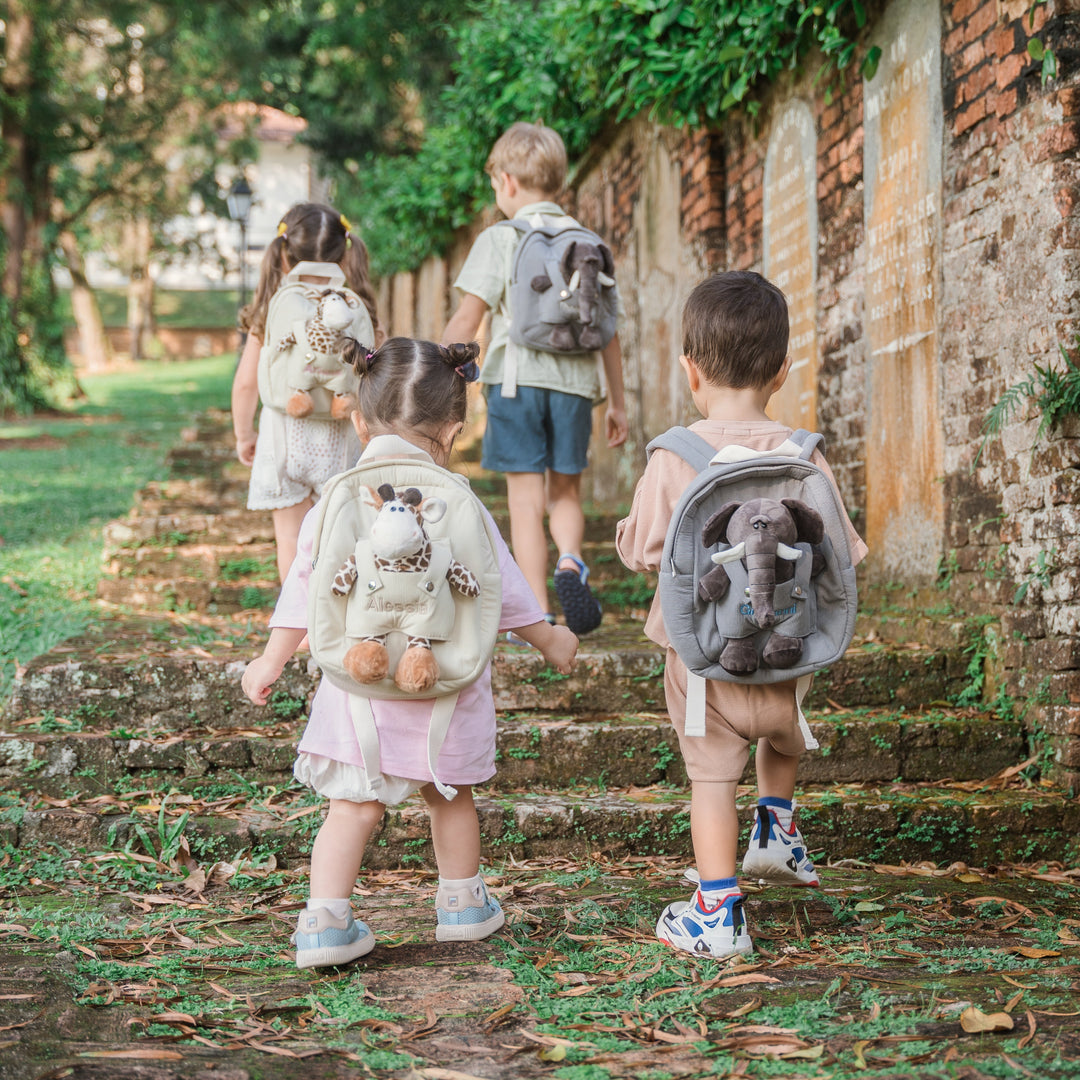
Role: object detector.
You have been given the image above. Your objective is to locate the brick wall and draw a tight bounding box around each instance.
[384,0,1080,787]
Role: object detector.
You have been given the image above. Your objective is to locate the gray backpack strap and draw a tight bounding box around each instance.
[789,429,825,460]
[495,219,529,235]
[646,427,717,473]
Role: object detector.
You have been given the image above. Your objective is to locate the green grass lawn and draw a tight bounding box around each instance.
[0,356,235,701]
[57,288,241,328]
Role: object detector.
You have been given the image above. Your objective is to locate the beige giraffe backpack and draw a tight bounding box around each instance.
[307,453,503,798]
[257,261,374,421]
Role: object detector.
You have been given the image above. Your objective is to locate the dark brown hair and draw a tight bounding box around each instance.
[240,202,381,341]
[681,271,789,389]
[341,337,480,445]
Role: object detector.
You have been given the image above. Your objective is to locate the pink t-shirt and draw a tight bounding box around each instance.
[616,418,869,650]
[270,444,544,785]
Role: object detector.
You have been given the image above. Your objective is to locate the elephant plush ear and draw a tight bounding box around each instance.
[702,502,741,547]
[559,240,578,280]
[598,243,615,278]
[781,499,825,544]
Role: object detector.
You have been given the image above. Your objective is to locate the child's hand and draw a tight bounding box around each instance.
[236,433,257,467]
[540,625,578,674]
[242,655,282,705]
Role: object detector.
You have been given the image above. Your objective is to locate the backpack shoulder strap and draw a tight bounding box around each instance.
[789,428,825,461]
[495,218,530,235]
[646,426,717,473]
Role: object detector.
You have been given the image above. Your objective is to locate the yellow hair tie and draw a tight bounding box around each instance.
[339,213,353,234]
[276,222,287,237]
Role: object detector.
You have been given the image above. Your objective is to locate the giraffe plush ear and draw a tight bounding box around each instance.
[420,496,447,524]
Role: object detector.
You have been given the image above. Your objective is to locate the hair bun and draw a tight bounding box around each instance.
[444,341,481,365]
[341,336,375,375]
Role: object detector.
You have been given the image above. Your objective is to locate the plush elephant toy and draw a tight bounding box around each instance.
[529,240,615,351]
[698,497,825,674]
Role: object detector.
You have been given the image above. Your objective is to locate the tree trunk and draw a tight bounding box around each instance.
[126,215,155,360]
[0,2,33,308]
[58,230,114,372]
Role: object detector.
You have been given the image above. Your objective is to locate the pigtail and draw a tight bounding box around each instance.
[241,234,289,339]
[339,232,384,345]
[341,335,376,376]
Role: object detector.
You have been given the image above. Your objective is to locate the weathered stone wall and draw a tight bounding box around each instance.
[380,0,1080,786]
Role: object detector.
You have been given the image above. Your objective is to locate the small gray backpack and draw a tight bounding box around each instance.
[647,427,858,742]
[497,214,618,354]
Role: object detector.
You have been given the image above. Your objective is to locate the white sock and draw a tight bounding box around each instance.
[307,897,351,920]
[439,873,484,901]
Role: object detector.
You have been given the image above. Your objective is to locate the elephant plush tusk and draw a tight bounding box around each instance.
[597,272,615,287]
[710,542,746,566]
[567,269,581,293]
[776,542,803,561]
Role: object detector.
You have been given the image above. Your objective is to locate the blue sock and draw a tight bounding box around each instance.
[698,876,738,895]
[759,796,793,812]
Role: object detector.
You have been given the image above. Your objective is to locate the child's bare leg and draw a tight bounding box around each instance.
[547,470,585,570]
[754,738,799,800]
[690,780,741,881]
[505,471,550,610]
[422,784,504,941]
[271,497,313,582]
[423,784,481,877]
[309,798,386,898]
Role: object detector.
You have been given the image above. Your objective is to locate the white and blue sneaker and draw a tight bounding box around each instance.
[741,801,819,887]
[435,879,505,942]
[656,889,753,958]
[293,907,375,969]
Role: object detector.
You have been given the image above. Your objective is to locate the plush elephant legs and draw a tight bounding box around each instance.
[762,634,803,670]
[719,639,759,675]
[718,634,804,674]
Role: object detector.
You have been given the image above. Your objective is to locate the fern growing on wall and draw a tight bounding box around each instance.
[974,335,1080,467]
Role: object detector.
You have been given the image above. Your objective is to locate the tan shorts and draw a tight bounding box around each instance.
[664,649,806,782]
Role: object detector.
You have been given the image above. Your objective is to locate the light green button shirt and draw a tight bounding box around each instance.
[453,201,616,403]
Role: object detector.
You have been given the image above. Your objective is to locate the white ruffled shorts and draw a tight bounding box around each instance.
[293,751,424,807]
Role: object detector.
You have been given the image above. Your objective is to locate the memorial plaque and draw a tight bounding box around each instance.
[764,99,819,431]
[864,0,944,578]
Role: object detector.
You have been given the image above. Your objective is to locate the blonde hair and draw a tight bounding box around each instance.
[240,202,381,342]
[485,122,567,197]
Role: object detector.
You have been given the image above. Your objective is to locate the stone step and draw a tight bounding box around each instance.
[0,706,1025,798]
[7,781,1075,868]
[4,620,973,733]
[96,576,281,615]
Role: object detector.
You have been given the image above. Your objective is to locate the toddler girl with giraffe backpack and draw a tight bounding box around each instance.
[232,202,380,583]
[242,336,578,969]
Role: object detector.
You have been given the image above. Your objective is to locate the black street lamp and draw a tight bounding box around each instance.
[227,176,253,346]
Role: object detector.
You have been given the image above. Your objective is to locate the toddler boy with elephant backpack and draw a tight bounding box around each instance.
[616,271,868,959]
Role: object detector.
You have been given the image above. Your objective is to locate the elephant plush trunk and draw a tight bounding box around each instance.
[576,256,599,326]
[745,530,778,628]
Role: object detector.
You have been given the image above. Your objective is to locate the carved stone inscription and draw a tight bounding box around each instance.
[864,0,943,579]
[763,100,818,431]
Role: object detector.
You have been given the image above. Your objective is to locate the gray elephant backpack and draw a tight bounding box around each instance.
[307,455,503,799]
[258,261,374,421]
[497,214,618,354]
[647,427,858,745]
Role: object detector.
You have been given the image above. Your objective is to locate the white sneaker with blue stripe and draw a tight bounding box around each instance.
[741,802,819,886]
[435,879,505,942]
[656,889,753,958]
[293,907,375,969]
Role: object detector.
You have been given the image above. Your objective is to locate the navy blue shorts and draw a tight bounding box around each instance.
[482,384,594,475]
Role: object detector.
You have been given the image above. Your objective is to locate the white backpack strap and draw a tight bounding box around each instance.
[684,671,708,737]
[348,695,383,782]
[348,691,461,801]
[795,674,818,750]
[427,692,460,800]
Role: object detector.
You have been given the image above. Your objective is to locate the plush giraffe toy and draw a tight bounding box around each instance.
[282,288,362,420]
[332,484,480,694]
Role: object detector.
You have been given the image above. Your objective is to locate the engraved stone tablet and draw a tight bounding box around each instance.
[764,99,818,431]
[863,0,944,578]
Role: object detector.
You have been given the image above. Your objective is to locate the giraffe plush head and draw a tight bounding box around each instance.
[363,484,447,561]
[307,288,360,344]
